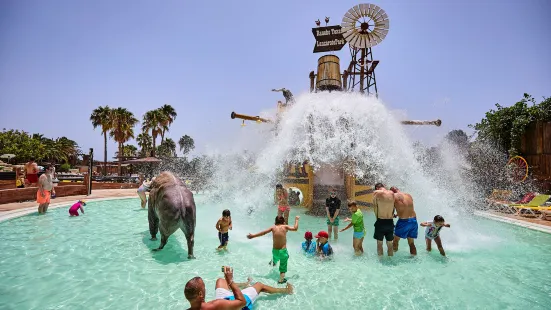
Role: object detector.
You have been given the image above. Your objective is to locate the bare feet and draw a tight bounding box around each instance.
[286,283,294,294]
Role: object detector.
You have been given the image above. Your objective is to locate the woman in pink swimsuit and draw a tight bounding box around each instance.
[275,184,290,224]
[69,200,86,216]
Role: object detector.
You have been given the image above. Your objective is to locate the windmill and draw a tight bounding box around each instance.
[341,3,389,97]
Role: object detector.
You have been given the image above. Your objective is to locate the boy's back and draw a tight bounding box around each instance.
[271,225,290,249]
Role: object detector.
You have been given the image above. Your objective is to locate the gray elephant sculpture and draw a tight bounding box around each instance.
[148,171,196,258]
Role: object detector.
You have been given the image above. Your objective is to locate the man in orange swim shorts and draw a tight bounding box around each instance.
[37,165,55,214]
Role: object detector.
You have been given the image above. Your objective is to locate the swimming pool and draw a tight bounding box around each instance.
[1,197,550,309]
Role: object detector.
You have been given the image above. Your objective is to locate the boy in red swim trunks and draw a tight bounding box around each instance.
[274,184,290,224]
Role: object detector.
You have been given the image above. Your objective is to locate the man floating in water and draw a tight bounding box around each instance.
[373,183,396,257]
[271,88,295,105]
[390,186,418,256]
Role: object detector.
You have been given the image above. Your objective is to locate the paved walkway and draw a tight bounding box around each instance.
[474,210,551,234]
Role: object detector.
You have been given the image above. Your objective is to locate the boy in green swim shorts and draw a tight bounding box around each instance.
[247,215,300,284]
[340,201,365,256]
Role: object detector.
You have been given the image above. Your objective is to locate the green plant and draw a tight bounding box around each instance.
[59,163,71,172]
[470,94,549,156]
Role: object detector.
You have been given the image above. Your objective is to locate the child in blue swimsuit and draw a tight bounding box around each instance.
[302,231,316,255]
[420,215,451,256]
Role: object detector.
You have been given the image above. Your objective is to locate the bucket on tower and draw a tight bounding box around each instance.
[316,55,342,91]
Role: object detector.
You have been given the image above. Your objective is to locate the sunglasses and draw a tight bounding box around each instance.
[330,192,336,195]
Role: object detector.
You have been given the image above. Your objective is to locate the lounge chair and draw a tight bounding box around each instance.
[510,195,551,217]
[494,192,535,213]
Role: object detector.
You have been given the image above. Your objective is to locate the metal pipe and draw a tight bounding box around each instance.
[230,112,273,123]
[400,119,442,126]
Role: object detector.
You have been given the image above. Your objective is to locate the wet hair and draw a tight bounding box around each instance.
[275,216,285,225]
[184,277,204,301]
[374,183,385,190]
[347,200,357,207]
[390,186,398,192]
[222,209,230,217]
[276,184,283,189]
[434,215,445,223]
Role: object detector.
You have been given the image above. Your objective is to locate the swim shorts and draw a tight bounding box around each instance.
[326,216,340,226]
[353,231,365,239]
[373,218,395,241]
[218,232,229,246]
[36,190,51,204]
[27,174,38,184]
[394,217,418,239]
[272,248,289,273]
[216,287,257,309]
[69,209,79,216]
[278,205,290,212]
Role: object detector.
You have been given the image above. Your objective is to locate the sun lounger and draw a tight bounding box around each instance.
[495,192,536,213]
[510,195,551,217]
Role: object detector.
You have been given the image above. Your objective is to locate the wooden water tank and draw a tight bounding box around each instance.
[316,55,342,91]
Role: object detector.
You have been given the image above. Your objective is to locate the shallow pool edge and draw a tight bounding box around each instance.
[474,211,551,234]
[0,196,137,223]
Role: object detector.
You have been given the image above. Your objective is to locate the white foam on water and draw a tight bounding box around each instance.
[206,91,499,251]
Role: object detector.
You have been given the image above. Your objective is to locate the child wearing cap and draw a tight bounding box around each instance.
[315,231,333,258]
[301,231,316,255]
[69,200,86,216]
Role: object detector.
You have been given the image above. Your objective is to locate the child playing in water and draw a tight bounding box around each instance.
[420,215,451,256]
[247,215,300,284]
[301,231,316,255]
[315,231,334,258]
[69,200,86,216]
[340,201,365,256]
[216,209,232,250]
[275,184,290,224]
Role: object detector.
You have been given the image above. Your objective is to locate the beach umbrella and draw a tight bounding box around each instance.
[0,154,16,163]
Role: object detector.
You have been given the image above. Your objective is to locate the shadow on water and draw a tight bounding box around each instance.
[140,231,189,265]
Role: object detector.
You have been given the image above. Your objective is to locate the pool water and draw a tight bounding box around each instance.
[1,197,550,309]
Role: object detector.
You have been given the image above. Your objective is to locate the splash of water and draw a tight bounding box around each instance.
[201,92,519,251]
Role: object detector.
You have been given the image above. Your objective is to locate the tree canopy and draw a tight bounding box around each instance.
[470,94,550,156]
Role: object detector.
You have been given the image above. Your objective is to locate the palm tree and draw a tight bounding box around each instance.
[162,138,177,157]
[115,144,138,157]
[90,106,113,175]
[142,109,167,157]
[110,108,138,175]
[136,132,153,157]
[178,135,195,156]
[159,104,177,143]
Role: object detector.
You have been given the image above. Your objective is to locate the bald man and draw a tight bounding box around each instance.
[185,267,292,310]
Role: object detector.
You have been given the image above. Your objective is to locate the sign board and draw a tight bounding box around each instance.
[312,25,346,53]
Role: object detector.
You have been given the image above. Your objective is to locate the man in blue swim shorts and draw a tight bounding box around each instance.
[390,187,418,256]
[184,266,293,310]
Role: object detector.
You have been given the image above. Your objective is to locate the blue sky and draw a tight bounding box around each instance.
[1,0,549,158]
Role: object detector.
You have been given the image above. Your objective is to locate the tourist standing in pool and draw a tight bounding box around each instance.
[37,165,55,214]
[275,184,290,224]
[137,177,154,209]
[340,201,365,255]
[216,209,232,251]
[420,215,451,256]
[390,186,418,256]
[373,183,395,256]
[326,188,341,240]
[247,215,300,284]
[184,266,293,310]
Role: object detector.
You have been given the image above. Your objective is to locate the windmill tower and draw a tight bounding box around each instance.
[341,4,389,97]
